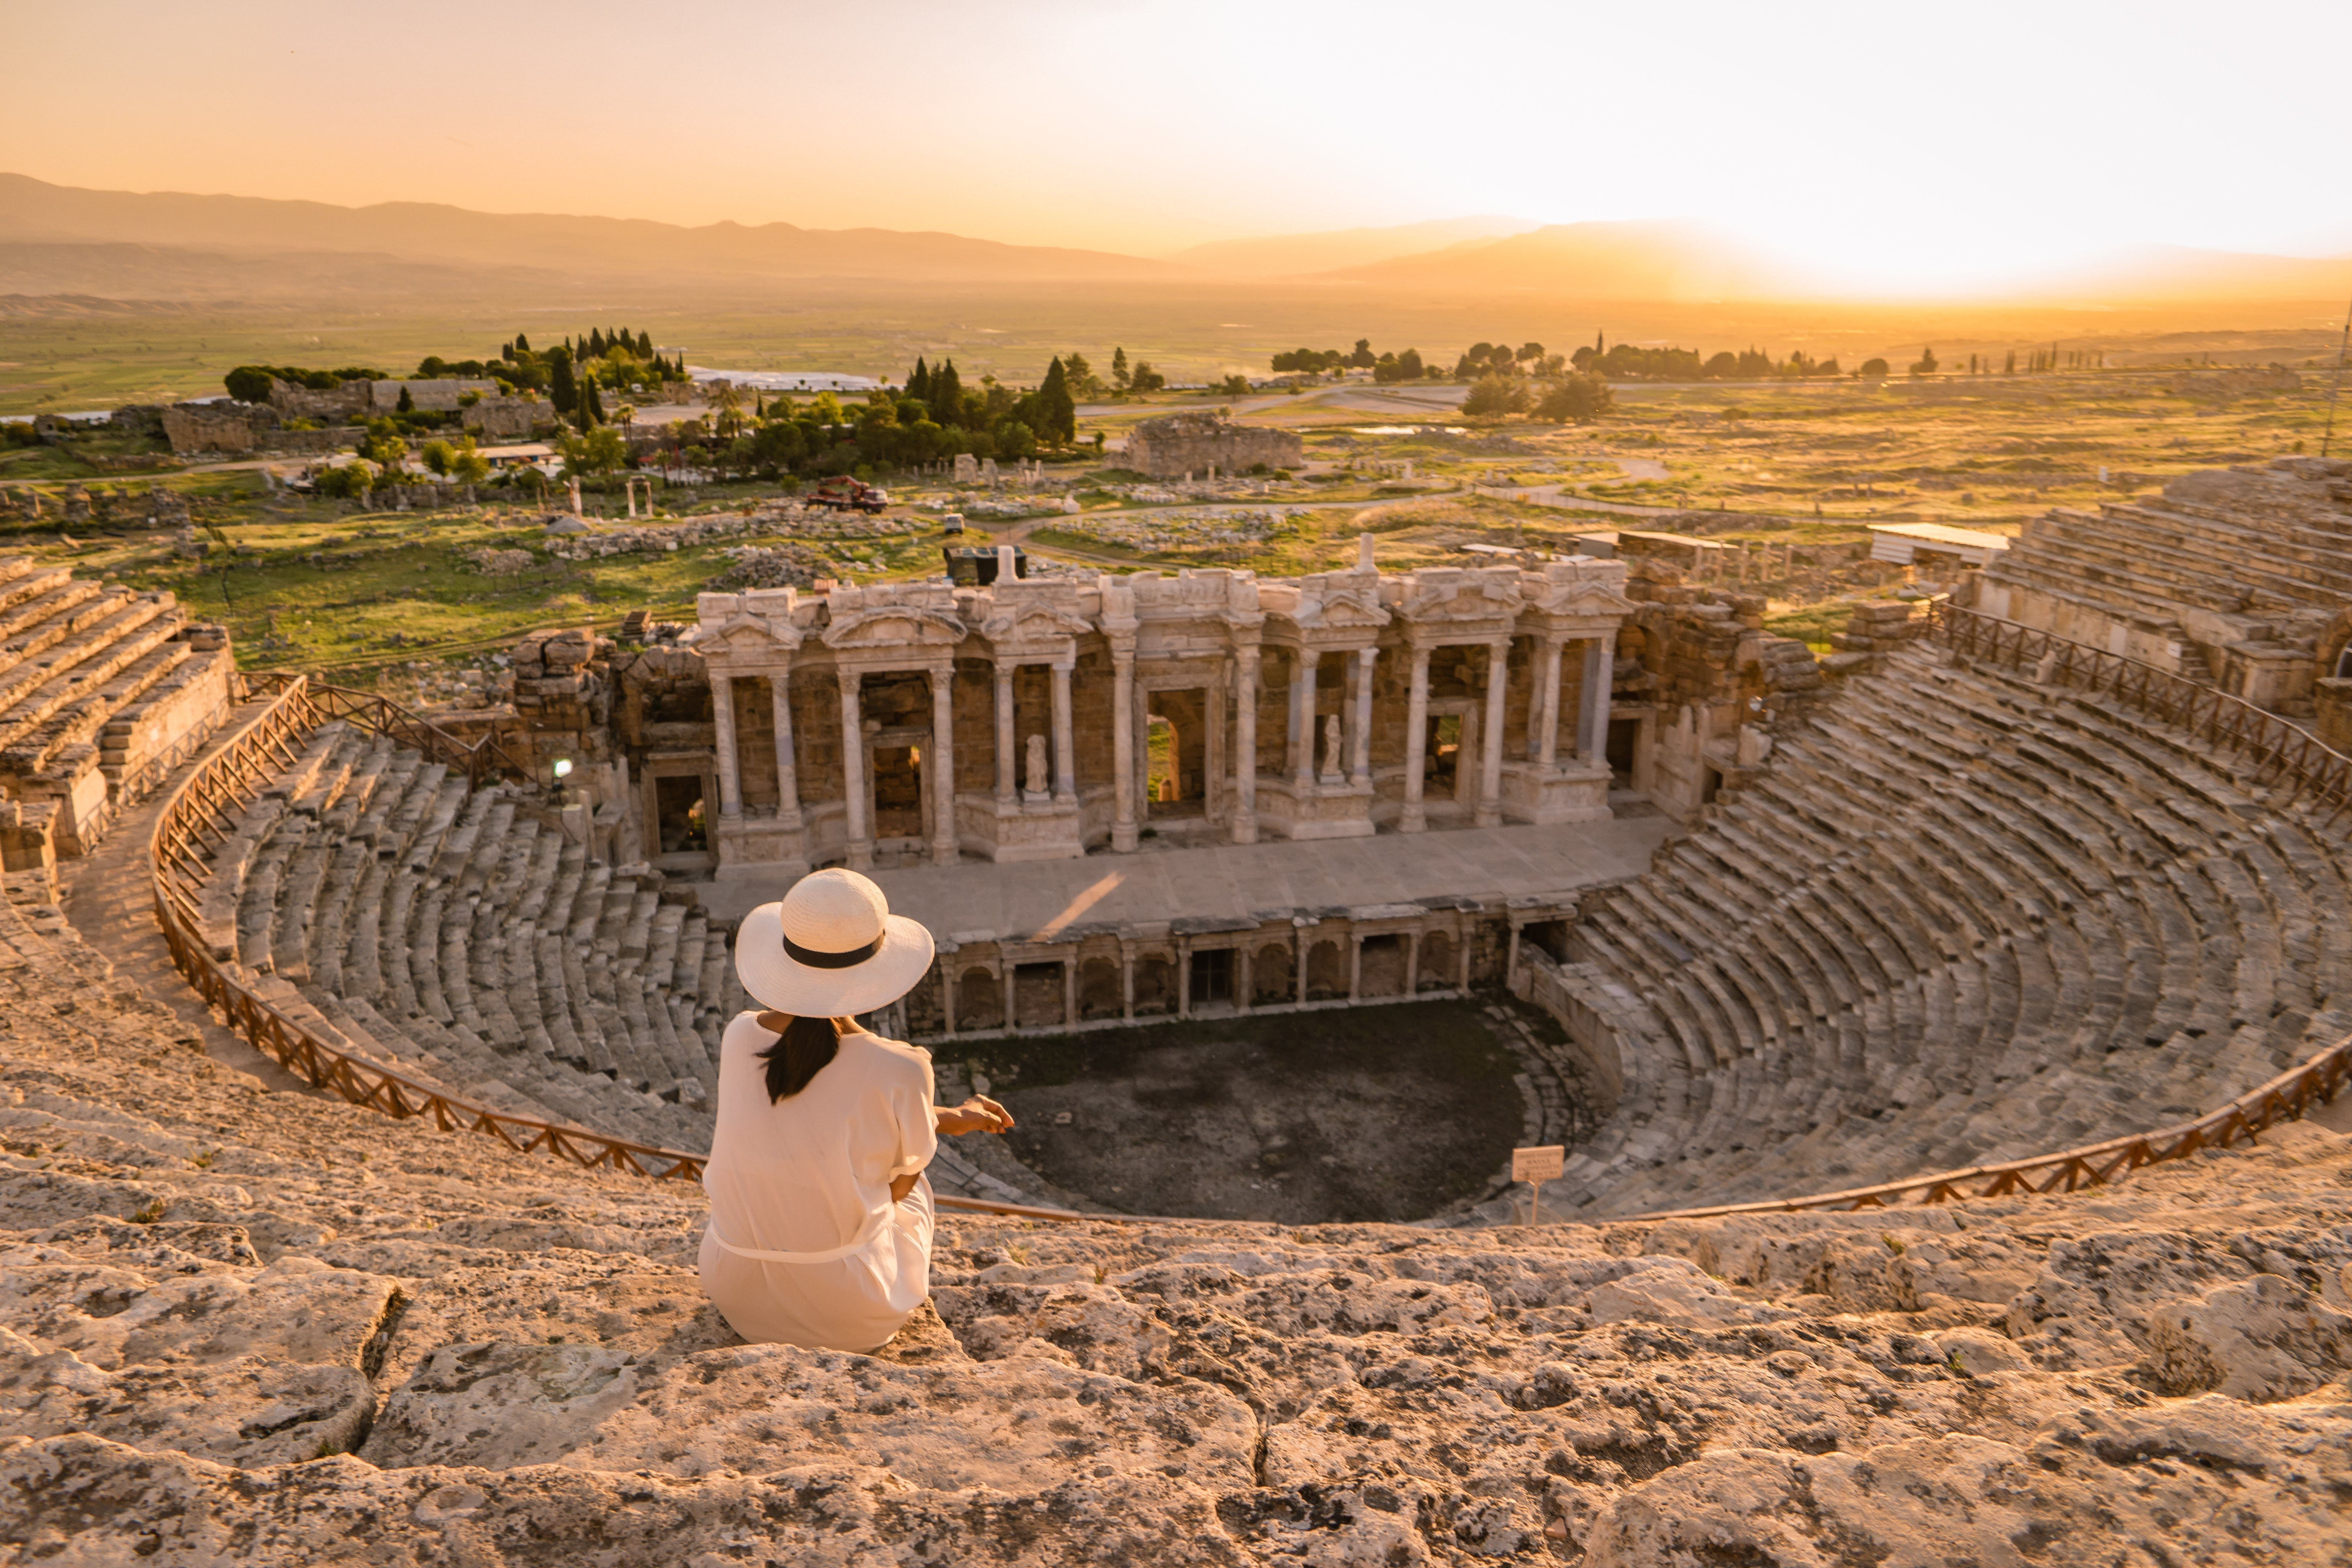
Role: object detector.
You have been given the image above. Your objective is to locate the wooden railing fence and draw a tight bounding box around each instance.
[147,674,1092,1221]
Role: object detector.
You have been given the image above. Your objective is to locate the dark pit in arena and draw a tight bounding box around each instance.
[954,999,1534,1224]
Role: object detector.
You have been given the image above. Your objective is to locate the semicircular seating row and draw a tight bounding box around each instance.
[1557,642,2352,1218]
[201,721,752,1155]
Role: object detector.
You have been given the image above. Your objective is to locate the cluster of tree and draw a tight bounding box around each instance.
[1106,347,1165,395]
[1462,371,1615,424]
[1453,341,1557,380]
[1371,348,1431,384]
[1269,340,1377,374]
[308,431,495,499]
[223,364,389,401]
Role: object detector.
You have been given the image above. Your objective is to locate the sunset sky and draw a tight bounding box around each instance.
[8,0,2349,291]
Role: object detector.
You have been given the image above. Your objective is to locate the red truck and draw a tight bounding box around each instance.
[807,478,890,514]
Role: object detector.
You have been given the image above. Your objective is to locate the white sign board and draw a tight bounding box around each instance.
[1512,1145,1565,1183]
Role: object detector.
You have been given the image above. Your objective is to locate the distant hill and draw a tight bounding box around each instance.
[1165,216,1540,277]
[1322,219,1803,299]
[0,173,1179,294]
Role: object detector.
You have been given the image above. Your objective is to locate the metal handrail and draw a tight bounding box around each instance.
[1925,599,2352,826]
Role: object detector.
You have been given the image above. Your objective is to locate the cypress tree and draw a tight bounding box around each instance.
[396,384,415,413]
[550,350,578,415]
[931,358,963,428]
[514,331,532,354]
[588,328,607,359]
[1040,356,1075,444]
[908,356,931,403]
[580,379,605,429]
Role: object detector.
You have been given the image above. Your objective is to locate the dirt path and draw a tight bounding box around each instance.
[60,699,314,1094]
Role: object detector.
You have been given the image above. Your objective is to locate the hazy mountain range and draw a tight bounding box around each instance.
[0,173,2344,306]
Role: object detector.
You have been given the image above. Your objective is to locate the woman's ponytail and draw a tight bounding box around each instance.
[757,1014,845,1102]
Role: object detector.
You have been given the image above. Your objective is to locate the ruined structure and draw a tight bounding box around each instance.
[526,548,1646,876]
[0,559,232,856]
[1122,411,1304,478]
[1976,454,2352,711]
[4,882,2349,1564]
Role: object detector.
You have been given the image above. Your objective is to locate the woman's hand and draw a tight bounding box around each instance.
[936,1096,1015,1136]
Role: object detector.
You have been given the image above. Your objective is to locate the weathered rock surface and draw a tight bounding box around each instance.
[2,895,2349,1562]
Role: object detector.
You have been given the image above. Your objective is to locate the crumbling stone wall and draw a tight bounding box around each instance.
[461,396,556,440]
[162,404,275,455]
[1123,413,1303,478]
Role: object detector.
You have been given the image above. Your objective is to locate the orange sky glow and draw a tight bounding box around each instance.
[6,0,2349,293]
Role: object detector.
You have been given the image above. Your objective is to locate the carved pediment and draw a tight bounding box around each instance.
[1285,587,1391,632]
[821,607,968,649]
[980,604,1095,645]
[1401,580,1523,622]
[1526,581,1638,617]
[707,613,803,655]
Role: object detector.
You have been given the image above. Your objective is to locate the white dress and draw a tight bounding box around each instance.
[697,1013,939,1352]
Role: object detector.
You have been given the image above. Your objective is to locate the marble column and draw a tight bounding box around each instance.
[1231,647,1259,844]
[1477,639,1508,827]
[1535,637,1564,771]
[1062,959,1077,1028]
[1400,645,1432,832]
[838,670,871,869]
[927,666,957,866]
[769,666,801,827]
[1050,661,1076,804]
[993,663,1018,805]
[1177,945,1192,1020]
[1579,633,1616,765]
[1294,927,1311,1005]
[1236,945,1253,1014]
[941,965,957,1038]
[1350,647,1376,785]
[1406,929,1422,995]
[1001,965,1016,1032]
[1348,936,1363,1002]
[1289,649,1315,789]
[1121,943,1135,1021]
[1111,647,1138,852]
[711,671,742,819]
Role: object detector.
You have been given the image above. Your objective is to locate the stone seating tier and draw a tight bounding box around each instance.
[6,861,2350,1564]
[203,721,752,1155]
[0,558,231,851]
[1559,642,2352,1216]
[1983,465,2352,640]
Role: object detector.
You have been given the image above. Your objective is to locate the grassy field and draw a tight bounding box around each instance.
[0,344,2339,694]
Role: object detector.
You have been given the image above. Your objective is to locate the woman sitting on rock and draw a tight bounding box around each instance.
[701,868,1012,1352]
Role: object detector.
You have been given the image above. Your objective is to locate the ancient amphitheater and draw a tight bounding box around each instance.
[6,459,2352,1563]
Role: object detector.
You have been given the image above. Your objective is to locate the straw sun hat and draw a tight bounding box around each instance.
[734,868,936,1018]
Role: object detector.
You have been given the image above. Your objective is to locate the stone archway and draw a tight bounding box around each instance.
[956,967,1003,1031]
[1251,942,1294,1005]
[1417,930,1454,992]
[1304,940,1346,1000]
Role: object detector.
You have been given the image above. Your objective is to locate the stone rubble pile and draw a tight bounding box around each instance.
[2,882,2347,1563]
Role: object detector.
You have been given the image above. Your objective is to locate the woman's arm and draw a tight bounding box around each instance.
[936,1095,1015,1136]
[888,1099,1014,1202]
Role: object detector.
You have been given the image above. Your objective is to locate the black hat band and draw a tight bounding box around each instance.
[782,931,884,969]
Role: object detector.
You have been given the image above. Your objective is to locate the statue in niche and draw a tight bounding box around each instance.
[1024,732,1050,799]
[1321,713,1345,781]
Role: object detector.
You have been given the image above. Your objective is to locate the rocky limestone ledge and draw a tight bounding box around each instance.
[1,901,2349,1562]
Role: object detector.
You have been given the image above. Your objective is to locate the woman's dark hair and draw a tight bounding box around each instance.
[758,1015,845,1102]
